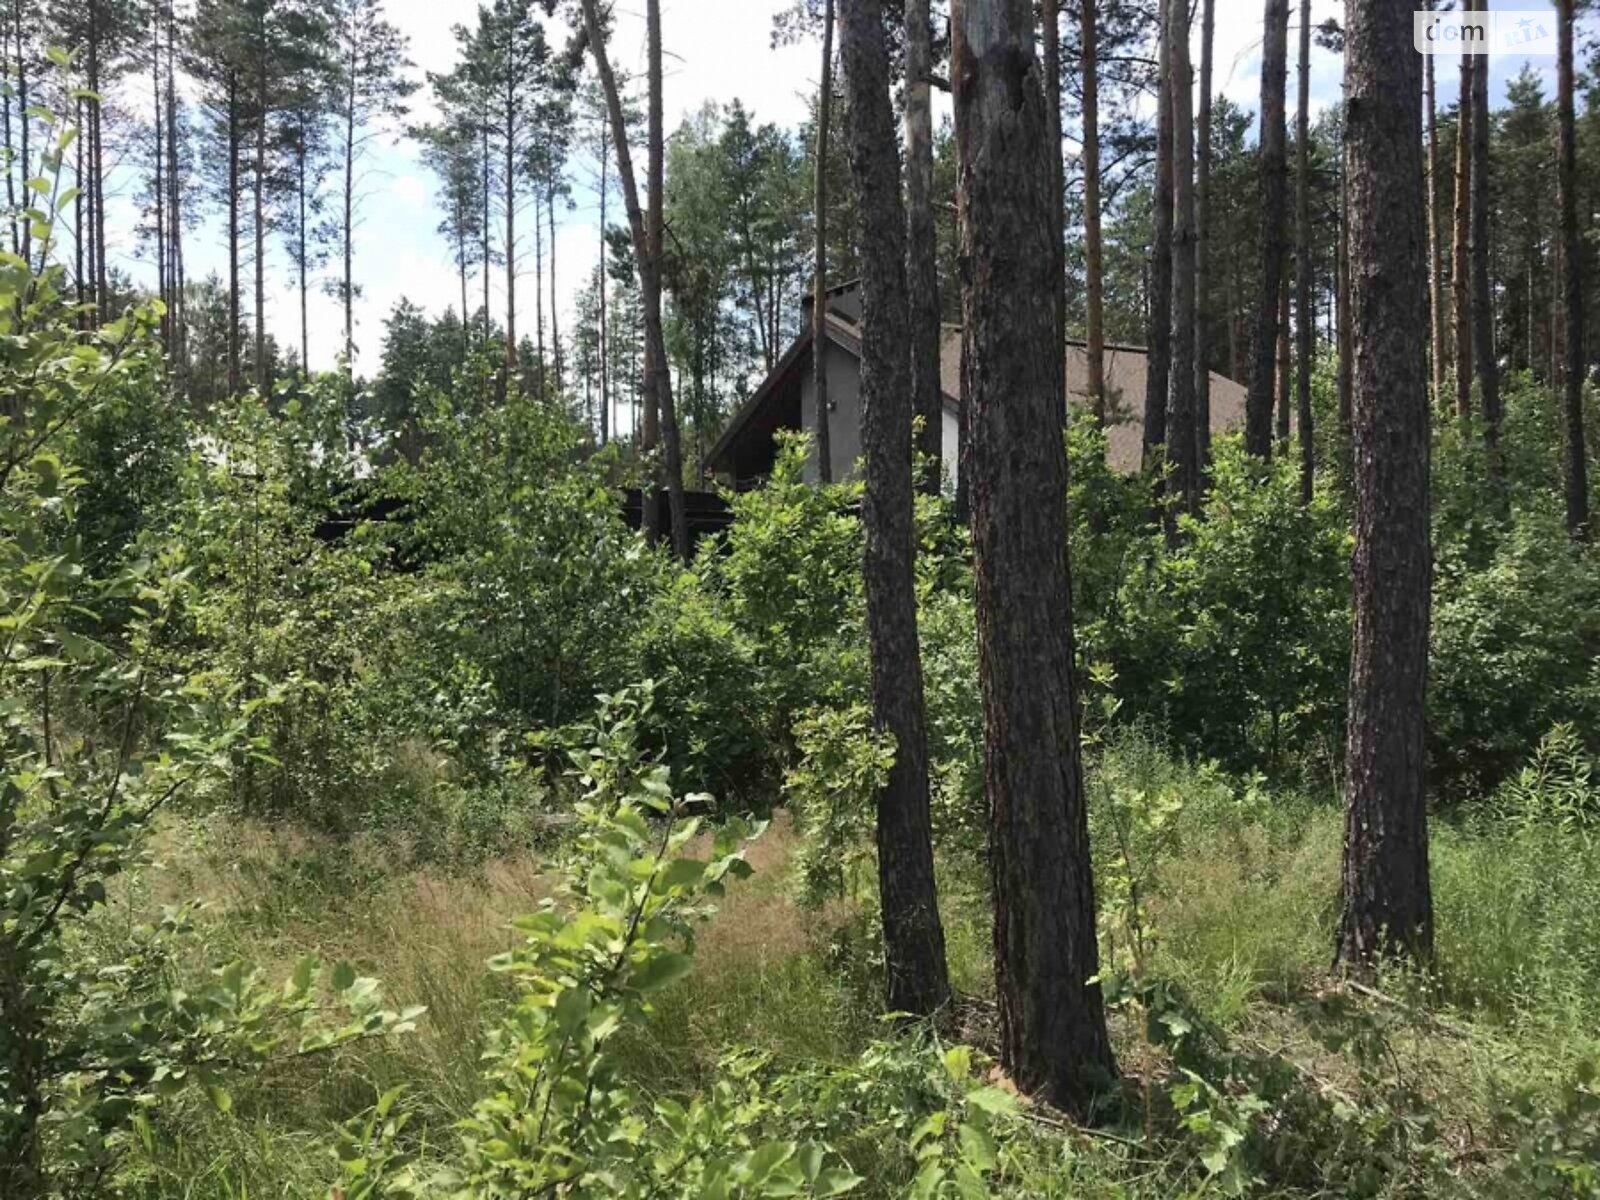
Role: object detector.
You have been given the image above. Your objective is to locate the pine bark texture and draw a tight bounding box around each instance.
[951,0,1116,1117]
[1143,9,1172,471]
[1294,0,1313,502]
[906,0,943,492]
[1452,42,1473,421]
[1194,0,1214,467]
[839,0,950,1019]
[1245,0,1289,457]
[1558,0,1588,538]
[1469,0,1500,477]
[1425,22,1445,408]
[1336,0,1435,970]
[814,0,836,483]
[1166,0,1198,527]
[1081,0,1106,425]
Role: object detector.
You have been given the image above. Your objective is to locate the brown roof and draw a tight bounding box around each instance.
[707,312,1252,480]
[937,326,1250,473]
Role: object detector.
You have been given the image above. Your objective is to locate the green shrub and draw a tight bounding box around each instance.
[1430,507,1600,796]
[1092,439,1352,775]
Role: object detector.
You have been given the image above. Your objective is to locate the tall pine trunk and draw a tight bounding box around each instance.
[1276,263,1290,442]
[344,58,357,369]
[228,71,241,396]
[1559,0,1589,538]
[645,0,687,557]
[481,108,491,348]
[549,184,562,393]
[600,121,610,444]
[581,0,684,553]
[1469,0,1500,482]
[1194,0,1214,467]
[840,0,950,1018]
[1336,0,1434,970]
[504,73,518,369]
[153,28,167,347]
[297,136,309,372]
[1294,0,1314,501]
[1425,11,1445,408]
[1451,41,1473,421]
[952,0,1115,1117]
[813,0,835,483]
[1245,0,1289,457]
[1081,0,1105,425]
[906,0,942,493]
[1337,155,1352,458]
[166,5,184,369]
[1143,6,1172,473]
[1167,0,1198,528]
[254,20,268,396]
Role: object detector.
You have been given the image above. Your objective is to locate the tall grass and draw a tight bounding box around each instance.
[110,728,1600,1197]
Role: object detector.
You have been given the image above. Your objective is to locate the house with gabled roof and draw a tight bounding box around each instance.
[705,279,1251,490]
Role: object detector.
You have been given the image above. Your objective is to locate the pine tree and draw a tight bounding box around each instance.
[1245,0,1289,457]
[327,0,414,370]
[1336,0,1434,970]
[953,0,1115,1116]
[1558,0,1589,538]
[839,0,949,1020]
[1167,0,1198,529]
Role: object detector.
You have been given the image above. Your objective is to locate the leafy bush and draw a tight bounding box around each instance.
[1092,439,1352,774]
[1430,506,1600,795]
[0,91,415,1196]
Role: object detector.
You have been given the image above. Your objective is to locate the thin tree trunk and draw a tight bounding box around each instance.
[167,3,183,372]
[1294,0,1314,501]
[1337,154,1353,455]
[1425,12,1445,408]
[534,187,545,388]
[549,184,562,393]
[1452,38,1473,421]
[952,0,1115,1117]
[344,57,356,369]
[505,72,518,369]
[1143,5,1173,473]
[74,97,84,323]
[154,28,167,348]
[840,0,950,1017]
[814,0,835,483]
[15,2,28,267]
[1336,0,1434,970]
[906,0,943,493]
[482,107,491,347]
[645,0,687,556]
[2,4,15,260]
[1167,0,1198,530]
[458,208,469,356]
[1194,0,1214,467]
[1081,0,1105,426]
[1245,0,1290,457]
[89,8,107,318]
[228,71,241,396]
[1559,0,1589,538]
[298,137,309,373]
[582,0,684,552]
[600,121,610,444]
[1277,262,1290,442]
[1469,0,1501,482]
[254,20,268,395]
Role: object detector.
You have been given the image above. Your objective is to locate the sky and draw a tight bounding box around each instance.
[100,0,1566,377]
